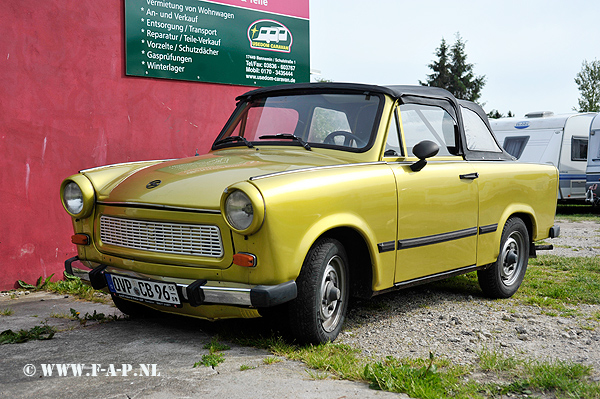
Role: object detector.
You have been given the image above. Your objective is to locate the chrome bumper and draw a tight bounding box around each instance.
[65,257,296,308]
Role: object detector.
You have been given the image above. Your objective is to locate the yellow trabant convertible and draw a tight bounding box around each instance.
[61,83,560,344]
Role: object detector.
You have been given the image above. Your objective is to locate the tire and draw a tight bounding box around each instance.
[111,295,158,318]
[478,217,529,298]
[288,238,349,345]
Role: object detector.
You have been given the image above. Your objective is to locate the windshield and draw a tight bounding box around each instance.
[215,93,381,151]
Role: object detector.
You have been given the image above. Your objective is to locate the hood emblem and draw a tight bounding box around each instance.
[146,180,161,189]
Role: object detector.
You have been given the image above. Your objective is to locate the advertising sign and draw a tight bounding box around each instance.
[125,0,309,86]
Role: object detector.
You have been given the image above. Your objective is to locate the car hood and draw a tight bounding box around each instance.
[95,148,347,210]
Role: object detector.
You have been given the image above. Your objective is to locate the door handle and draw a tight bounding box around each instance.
[460,172,479,180]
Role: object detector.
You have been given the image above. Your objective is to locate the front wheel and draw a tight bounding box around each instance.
[288,238,349,345]
[478,217,529,298]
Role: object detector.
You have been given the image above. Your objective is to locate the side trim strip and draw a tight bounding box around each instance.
[97,201,221,214]
[479,224,498,235]
[377,241,396,253]
[397,227,477,250]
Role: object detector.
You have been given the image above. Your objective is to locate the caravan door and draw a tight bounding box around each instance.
[586,114,600,205]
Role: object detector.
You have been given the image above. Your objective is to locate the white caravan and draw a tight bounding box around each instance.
[490,112,596,202]
[586,113,600,206]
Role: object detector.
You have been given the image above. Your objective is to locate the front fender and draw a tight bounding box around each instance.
[240,164,398,288]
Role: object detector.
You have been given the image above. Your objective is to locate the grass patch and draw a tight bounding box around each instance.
[194,353,225,368]
[236,336,600,398]
[46,273,108,303]
[16,272,108,303]
[203,335,231,352]
[263,356,283,365]
[194,335,231,368]
[519,255,600,311]
[0,325,56,344]
[477,348,600,398]
[0,308,14,316]
[556,205,600,222]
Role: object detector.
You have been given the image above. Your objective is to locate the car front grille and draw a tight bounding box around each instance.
[100,215,223,258]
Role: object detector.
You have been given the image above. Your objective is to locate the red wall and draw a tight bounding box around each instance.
[0,1,251,290]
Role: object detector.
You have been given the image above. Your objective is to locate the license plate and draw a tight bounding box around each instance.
[105,273,181,307]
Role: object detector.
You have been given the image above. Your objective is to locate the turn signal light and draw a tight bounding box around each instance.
[71,234,90,245]
[233,253,256,267]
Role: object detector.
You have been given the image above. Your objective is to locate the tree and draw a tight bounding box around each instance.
[419,38,452,89]
[574,59,600,112]
[487,109,515,119]
[421,33,486,102]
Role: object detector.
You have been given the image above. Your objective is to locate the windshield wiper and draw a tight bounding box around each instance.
[213,136,254,148]
[259,133,311,150]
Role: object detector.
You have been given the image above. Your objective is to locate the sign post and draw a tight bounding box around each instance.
[125,0,309,86]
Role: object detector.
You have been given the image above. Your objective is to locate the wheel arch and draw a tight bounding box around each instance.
[320,227,375,299]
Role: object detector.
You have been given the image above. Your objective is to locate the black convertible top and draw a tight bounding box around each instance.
[235,82,513,161]
[237,82,456,104]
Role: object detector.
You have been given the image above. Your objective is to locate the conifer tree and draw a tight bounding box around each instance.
[422,33,485,103]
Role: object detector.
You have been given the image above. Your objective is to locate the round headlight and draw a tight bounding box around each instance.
[221,183,265,235]
[60,175,95,218]
[63,181,84,215]
[225,190,254,231]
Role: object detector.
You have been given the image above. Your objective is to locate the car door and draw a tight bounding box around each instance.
[384,103,479,284]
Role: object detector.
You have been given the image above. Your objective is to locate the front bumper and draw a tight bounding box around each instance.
[65,257,297,308]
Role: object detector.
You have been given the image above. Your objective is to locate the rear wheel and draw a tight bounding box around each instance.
[288,238,349,345]
[478,217,529,298]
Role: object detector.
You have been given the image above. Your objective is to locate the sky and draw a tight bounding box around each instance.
[309,0,600,118]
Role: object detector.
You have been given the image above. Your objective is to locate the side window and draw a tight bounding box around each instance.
[384,108,403,156]
[461,107,503,152]
[503,136,530,159]
[307,107,351,144]
[399,104,456,157]
[571,136,588,161]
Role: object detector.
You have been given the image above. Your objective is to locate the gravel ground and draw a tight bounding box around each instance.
[338,219,600,380]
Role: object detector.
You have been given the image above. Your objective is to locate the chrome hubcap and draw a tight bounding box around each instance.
[319,255,346,332]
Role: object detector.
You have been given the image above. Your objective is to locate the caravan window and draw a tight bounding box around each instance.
[503,136,530,159]
[571,136,588,161]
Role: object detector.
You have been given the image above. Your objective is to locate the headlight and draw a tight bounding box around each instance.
[225,190,254,230]
[60,175,95,218]
[221,183,265,235]
[64,182,84,214]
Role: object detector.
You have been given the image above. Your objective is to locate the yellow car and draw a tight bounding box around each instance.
[61,83,560,344]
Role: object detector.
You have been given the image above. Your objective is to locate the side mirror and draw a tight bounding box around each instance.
[410,140,439,172]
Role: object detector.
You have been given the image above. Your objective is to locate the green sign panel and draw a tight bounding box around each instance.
[125,0,309,86]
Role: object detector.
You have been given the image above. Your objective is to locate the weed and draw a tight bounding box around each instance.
[203,335,231,353]
[194,336,231,368]
[0,308,14,316]
[49,312,76,320]
[17,274,55,290]
[263,356,283,365]
[69,308,119,325]
[0,325,56,344]
[240,364,255,371]
[193,353,225,368]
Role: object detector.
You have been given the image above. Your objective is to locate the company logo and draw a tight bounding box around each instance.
[146,180,161,189]
[248,19,293,53]
[515,121,530,129]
